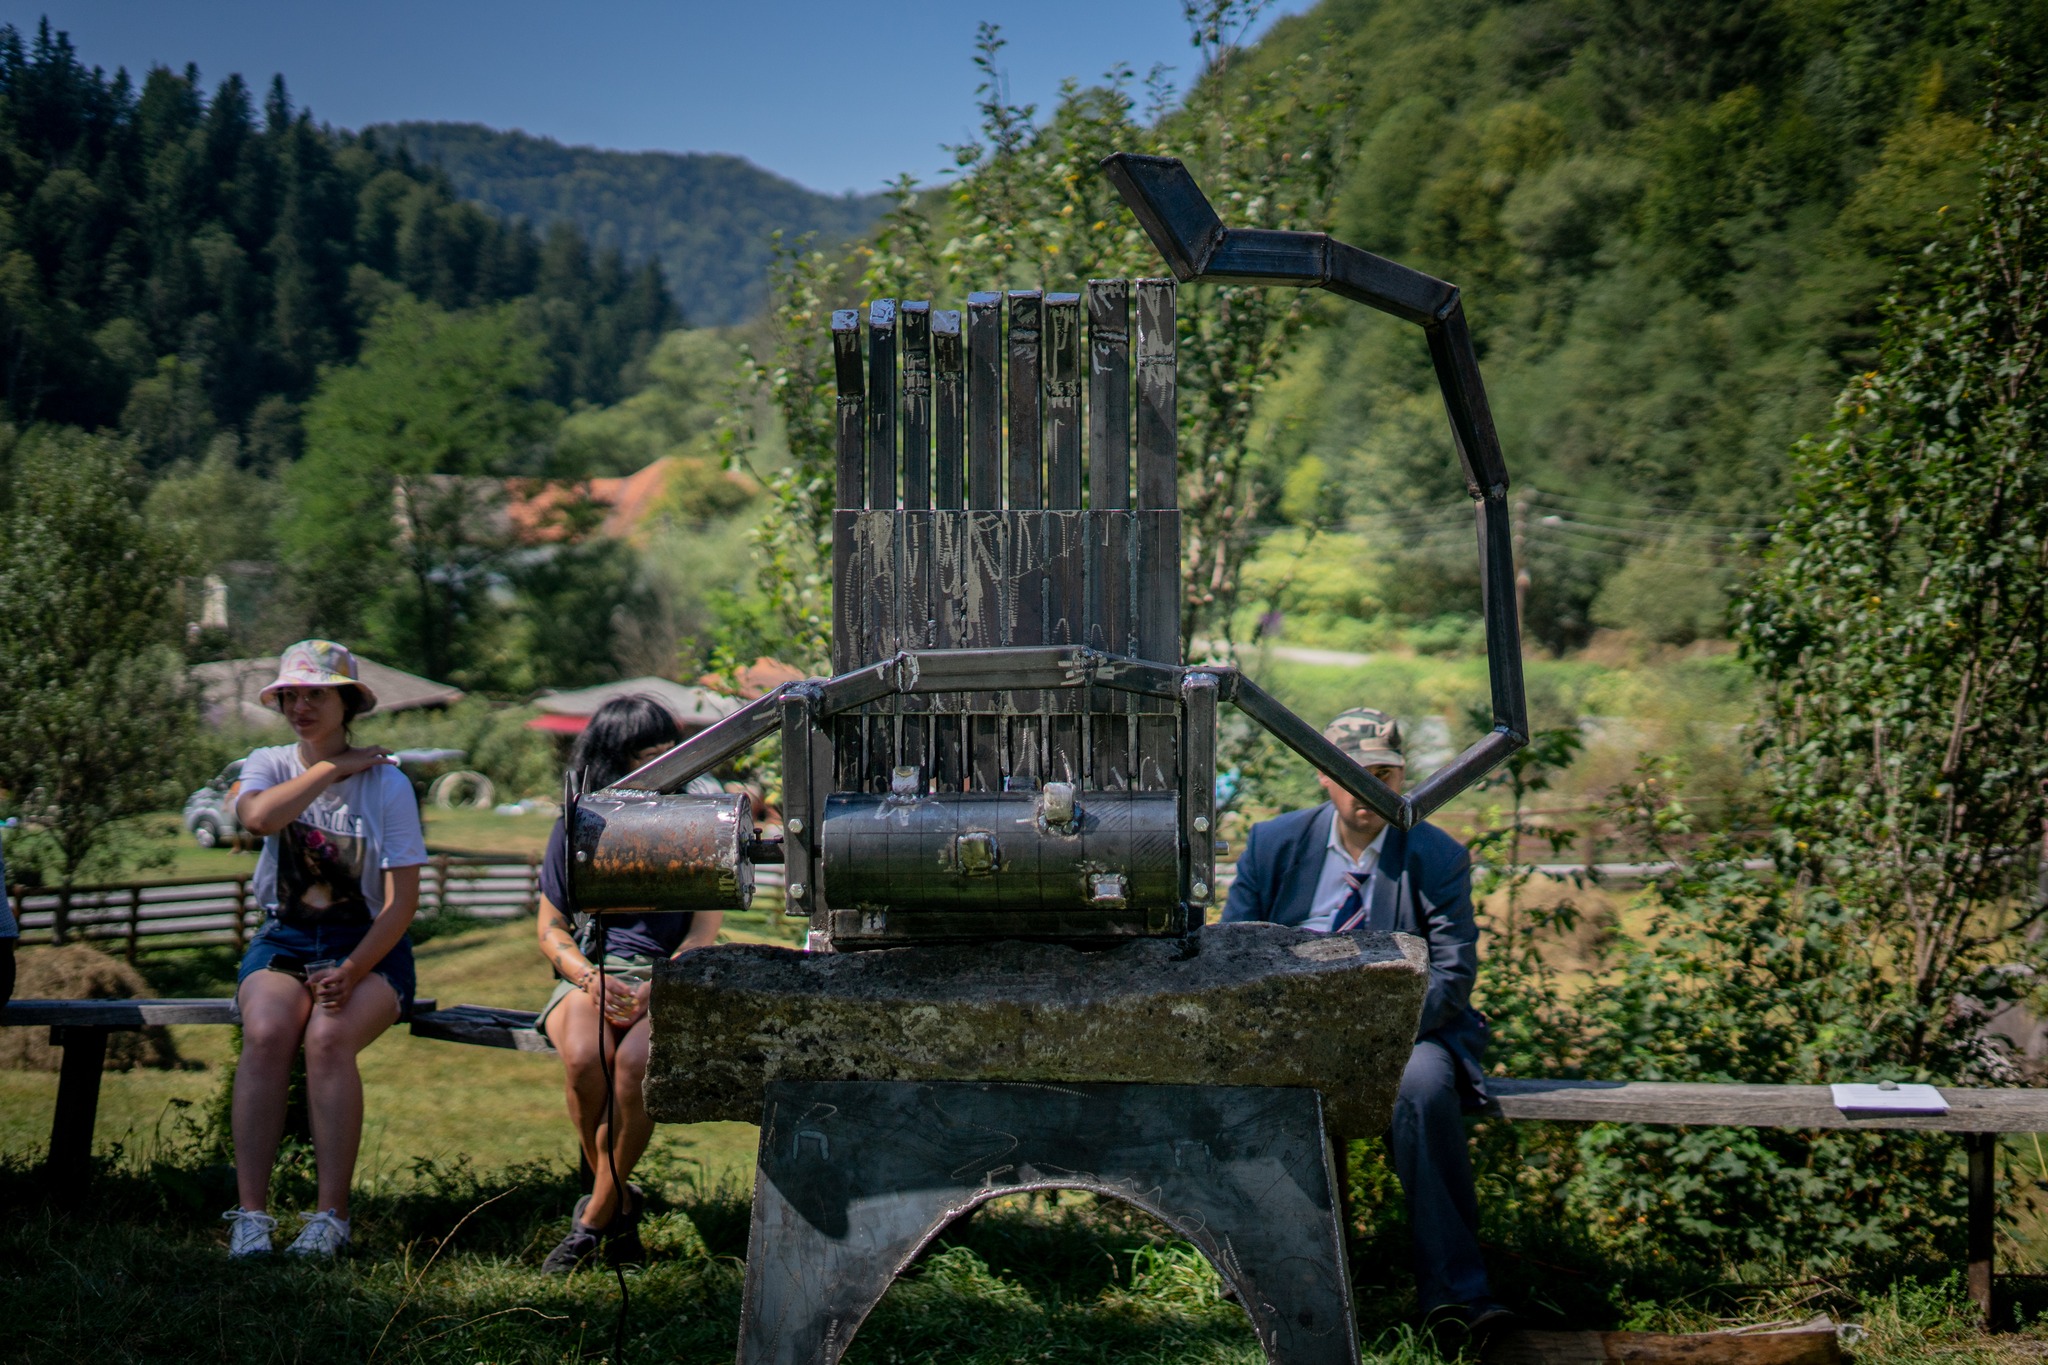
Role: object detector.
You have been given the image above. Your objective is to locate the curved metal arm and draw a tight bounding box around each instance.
[1101,151,1530,801]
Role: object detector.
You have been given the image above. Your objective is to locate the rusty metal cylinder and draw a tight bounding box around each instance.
[568,791,755,912]
[820,789,1180,912]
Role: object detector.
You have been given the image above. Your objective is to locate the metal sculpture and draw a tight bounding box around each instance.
[564,154,1526,955]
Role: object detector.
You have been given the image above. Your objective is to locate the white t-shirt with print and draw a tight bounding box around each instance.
[240,745,429,925]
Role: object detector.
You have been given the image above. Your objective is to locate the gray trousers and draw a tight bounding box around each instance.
[1390,1037,1490,1311]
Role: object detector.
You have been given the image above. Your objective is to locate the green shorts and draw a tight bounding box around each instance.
[537,953,659,1034]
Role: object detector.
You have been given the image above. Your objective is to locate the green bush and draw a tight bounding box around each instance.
[356,699,558,799]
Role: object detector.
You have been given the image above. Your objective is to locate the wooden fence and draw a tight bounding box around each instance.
[8,855,543,962]
[7,857,793,961]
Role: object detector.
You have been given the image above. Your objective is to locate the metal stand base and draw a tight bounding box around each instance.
[740,1080,1357,1365]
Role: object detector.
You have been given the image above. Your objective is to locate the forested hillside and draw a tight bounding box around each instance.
[761,0,2046,656]
[1218,0,2046,648]
[0,21,672,455]
[380,123,888,325]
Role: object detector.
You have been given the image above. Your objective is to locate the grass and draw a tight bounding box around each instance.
[0,918,778,1176]
[9,918,2048,1361]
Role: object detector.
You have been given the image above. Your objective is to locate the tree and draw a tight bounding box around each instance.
[725,11,1349,675]
[1742,110,2048,1069]
[283,297,559,687]
[0,427,197,893]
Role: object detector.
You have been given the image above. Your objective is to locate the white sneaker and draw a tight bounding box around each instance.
[221,1207,277,1259]
[285,1209,351,1259]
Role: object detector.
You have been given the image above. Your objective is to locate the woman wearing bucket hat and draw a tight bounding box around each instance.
[218,640,428,1261]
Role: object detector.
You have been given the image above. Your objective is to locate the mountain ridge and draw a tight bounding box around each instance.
[376,121,890,326]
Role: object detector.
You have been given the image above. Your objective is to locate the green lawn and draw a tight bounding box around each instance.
[1,918,780,1179]
[8,918,2048,1363]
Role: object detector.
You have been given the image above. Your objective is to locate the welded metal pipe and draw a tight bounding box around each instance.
[568,791,755,912]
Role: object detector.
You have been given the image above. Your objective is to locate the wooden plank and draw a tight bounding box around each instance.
[1132,280,1179,791]
[1087,511,1134,789]
[410,1004,556,1054]
[901,301,932,509]
[966,293,1003,510]
[866,299,898,510]
[2,998,240,1027]
[1007,290,1044,510]
[965,510,1005,792]
[832,312,865,696]
[1045,293,1083,508]
[47,1025,107,1198]
[861,307,902,784]
[831,309,865,511]
[898,302,934,789]
[1133,279,1177,511]
[1134,509,1182,791]
[930,509,967,791]
[899,509,932,786]
[1085,287,1134,789]
[831,509,863,786]
[1484,1325,1841,1365]
[1005,511,1045,789]
[1040,293,1086,783]
[1087,280,1131,511]
[856,508,900,793]
[933,309,964,511]
[1487,1079,2048,1133]
[1004,293,1047,788]
[965,293,1005,787]
[1042,510,1087,784]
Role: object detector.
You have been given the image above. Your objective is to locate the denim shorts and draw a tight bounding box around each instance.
[237,919,417,1018]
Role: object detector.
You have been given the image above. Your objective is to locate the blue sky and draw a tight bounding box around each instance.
[8,1,1318,194]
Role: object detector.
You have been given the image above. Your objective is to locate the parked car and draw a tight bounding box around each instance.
[182,759,246,849]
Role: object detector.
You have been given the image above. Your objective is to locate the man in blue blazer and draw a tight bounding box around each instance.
[1222,708,1504,1325]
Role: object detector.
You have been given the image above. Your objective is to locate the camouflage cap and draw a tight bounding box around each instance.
[1322,707,1404,768]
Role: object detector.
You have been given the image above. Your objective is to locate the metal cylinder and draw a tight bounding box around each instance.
[568,791,755,912]
[820,790,1180,912]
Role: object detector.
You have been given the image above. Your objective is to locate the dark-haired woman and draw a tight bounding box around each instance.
[534,694,723,1273]
[221,641,427,1260]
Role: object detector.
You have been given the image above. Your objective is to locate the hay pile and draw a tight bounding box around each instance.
[0,945,187,1071]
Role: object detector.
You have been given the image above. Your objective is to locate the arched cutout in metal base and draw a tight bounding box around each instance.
[740,1080,1357,1365]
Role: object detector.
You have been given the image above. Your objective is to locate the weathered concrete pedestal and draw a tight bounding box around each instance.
[648,924,1430,1365]
[745,1079,1355,1365]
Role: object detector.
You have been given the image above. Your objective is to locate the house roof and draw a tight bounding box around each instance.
[192,656,465,729]
[529,676,741,735]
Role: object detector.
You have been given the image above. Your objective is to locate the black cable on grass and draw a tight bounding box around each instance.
[568,765,630,1364]
[596,911,630,1365]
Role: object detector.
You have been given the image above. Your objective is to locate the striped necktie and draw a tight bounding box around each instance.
[1331,868,1372,934]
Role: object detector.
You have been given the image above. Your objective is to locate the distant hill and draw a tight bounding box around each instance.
[377,123,889,326]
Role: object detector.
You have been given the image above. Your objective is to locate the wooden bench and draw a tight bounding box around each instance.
[1488,1079,2048,1326]
[1,995,442,1199]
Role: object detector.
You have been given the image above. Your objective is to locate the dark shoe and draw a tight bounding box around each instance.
[603,1183,646,1267]
[1464,1300,1516,1337]
[541,1197,601,1275]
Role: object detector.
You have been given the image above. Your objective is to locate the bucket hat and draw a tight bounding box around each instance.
[259,640,378,714]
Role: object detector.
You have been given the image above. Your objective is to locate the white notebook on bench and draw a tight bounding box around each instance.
[1831,1082,1948,1114]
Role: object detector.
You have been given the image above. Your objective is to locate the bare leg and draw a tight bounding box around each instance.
[234,971,314,1211]
[300,974,399,1219]
[592,1016,656,1225]
[545,987,608,1205]
[543,991,653,1227]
